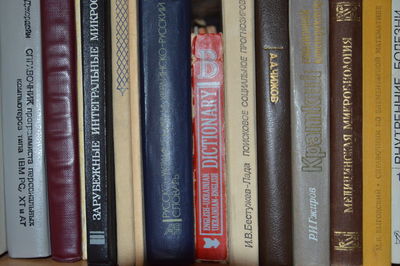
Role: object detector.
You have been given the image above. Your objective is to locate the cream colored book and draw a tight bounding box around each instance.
[75,0,87,260]
[222,1,259,265]
[128,0,145,264]
[111,0,137,265]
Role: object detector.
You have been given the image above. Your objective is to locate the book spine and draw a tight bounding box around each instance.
[254,0,292,265]
[139,0,194,264]
[329,1,362,265]
[289,0,330,265]
[221,0,259,265]
[81,0,117,264]
[393,0,400,264]
[0,68,5,256]
[0,0,51,258]
[363,0,391,265]
[128,0,145,264]
[41,0,82,261]
[192,33,227,261]
[111,0,136,265]
[74,0,87,260]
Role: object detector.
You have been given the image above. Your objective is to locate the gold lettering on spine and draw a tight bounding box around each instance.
[269,53,279,103]
[333,231,361,251]
[341,37,354,214]
[335,2,361,22]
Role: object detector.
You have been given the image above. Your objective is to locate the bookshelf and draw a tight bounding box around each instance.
[0,255,87,266]
[0,255,215,266]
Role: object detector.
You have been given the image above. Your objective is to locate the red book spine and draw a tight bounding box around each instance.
[41,0,82,261]
[192,33,227,261]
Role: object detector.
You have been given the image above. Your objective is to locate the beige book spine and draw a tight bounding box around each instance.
[222,1,259,265]
[111,0,136,265]
[128,0,145,265]
[75,0,87,260]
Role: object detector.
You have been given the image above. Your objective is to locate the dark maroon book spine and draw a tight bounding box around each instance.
[41,0,82,261]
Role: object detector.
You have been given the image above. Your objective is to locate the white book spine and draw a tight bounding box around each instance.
[392,0,400,263]
[222,0,259,265]
[0,0,50,258]
[289,0,330,265]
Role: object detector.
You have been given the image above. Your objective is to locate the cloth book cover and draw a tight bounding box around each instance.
[139,0,195,264]
[289,0,330,264]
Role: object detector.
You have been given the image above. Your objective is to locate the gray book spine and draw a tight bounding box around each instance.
[0,0,51,258]
[0,81,5,255]
[289,0,330,265]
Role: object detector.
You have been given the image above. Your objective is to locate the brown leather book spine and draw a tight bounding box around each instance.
[329,0,362,265]
[41,0,82,261]
[254,0,292,265]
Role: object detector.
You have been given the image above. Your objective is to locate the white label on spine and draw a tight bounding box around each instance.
[89,231,105,245]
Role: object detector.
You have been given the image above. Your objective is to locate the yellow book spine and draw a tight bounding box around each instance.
[363,0,391,265]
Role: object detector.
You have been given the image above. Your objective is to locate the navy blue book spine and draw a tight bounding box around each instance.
[81,0,117,265]
[139,0,194,264]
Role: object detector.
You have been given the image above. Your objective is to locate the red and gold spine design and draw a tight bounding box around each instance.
[192,33,227,261]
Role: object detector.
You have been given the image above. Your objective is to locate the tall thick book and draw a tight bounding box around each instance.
[329,1,363,265]
[289,0,330,265]
[81,0,117,265]
[0,0,51,258]
[0,84,5,256]
[221,1,259,265]
[41,0,82,261]
[254,0,293,265]
[128,0,145,264]
[393,1,400,263]
[192,33,227,261]
[111,0,135,265]
[139,0,195,264]
[363,0,391,265]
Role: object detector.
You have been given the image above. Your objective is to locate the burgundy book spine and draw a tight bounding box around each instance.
[41,0,82,261]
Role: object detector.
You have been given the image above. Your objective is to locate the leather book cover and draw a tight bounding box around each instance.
[0,0,51,258]
[221,0,260,265]
[128,0,145,264]
[139,0,195,264]
[393,1,400,263]
[81,0,117,265]
[111,0,136,265]
[329,1,362,265]
[192,33,228,261]
[254,0,293,265]
[41,0,82,261]
[289,0,330,265]
[363,0,391,265]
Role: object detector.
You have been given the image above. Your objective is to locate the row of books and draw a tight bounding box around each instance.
[0,0,399,266]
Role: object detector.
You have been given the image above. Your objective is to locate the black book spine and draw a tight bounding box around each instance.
[81,0,117,264]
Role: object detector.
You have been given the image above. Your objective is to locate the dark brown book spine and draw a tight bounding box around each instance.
[329,0,362,265]
[254,0,292,265]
